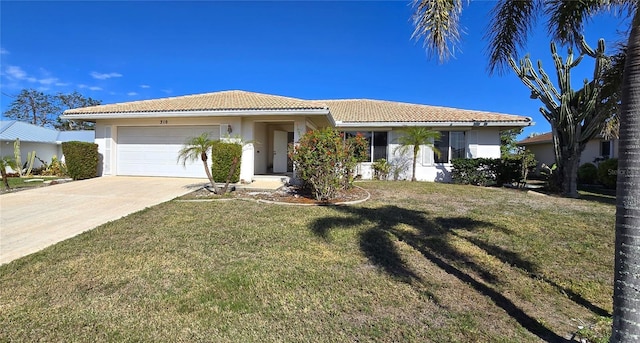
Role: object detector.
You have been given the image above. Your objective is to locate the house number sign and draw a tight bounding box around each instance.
[160,120,168,124]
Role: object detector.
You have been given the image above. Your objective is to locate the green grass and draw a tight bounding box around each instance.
[0,181,615,342]
[0,176,61,192]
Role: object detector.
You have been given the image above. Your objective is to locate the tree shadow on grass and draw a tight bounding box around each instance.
[310,204,607,342]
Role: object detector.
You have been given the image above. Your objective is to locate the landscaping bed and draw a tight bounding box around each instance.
[178,184,370,205]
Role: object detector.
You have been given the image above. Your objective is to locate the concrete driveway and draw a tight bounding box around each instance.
[0,176,206,265]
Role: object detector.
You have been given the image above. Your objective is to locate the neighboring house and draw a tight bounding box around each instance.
[517,132,619,173]
[0,120,95,171]
[61,90,531,182]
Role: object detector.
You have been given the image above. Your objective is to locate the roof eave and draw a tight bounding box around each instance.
[61,108,331,120]
[334,120,532,128]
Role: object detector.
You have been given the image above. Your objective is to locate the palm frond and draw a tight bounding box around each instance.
[411,0,465,62]
[485,0,540,75]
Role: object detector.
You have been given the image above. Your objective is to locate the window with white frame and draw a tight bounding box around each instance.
[600,141,611,158]
[434,131,465,163]
[344,131,388,162]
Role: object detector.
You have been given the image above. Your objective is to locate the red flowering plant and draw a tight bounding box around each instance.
[288,127,369,201]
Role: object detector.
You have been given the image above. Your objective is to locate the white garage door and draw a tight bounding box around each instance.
[117,126,220,177]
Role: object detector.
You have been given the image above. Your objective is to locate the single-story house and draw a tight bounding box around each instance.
[0,120,95,172]
[61,90,531,182]
[517,132,619,173]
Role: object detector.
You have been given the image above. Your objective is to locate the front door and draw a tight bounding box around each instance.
[273,130,288,173]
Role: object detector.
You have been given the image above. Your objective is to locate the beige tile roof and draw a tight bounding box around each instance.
[63,90,530,124]
[321,99,530,123]
[64,90,328,114]
[517,132,552,145]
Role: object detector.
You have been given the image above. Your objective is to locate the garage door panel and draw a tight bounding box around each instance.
[116,126,219,177]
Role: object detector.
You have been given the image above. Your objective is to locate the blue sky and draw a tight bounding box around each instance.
[0,1,630,138]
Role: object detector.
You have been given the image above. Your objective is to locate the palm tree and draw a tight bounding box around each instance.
[395,127,440,181]
[0,156,17,190]
[411,1,639,341]
[177,133,219,194]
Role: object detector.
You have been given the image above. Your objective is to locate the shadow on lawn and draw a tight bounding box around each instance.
[310,204,608,342]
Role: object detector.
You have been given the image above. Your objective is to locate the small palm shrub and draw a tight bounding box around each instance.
[372,159,391,180]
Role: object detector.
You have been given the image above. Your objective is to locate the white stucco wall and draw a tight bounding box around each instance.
[355,127,502,183]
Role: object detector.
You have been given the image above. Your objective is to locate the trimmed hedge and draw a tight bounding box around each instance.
[452,157,523,186]
[578,163,598,184]
[61,141,99,180]
[598,158,618,189]
[211,141,242,183]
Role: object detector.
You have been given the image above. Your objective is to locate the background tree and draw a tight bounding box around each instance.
[3,89,101,130]
[500,128,523,158]
[177,133,218,194]
[394,127,440,182]
[54,91,101,130]
[3,89,59,127]
[411,0,639,340]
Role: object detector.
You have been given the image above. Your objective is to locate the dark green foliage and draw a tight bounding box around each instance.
[452,158,524,187]
[598,158,618,189]
[496,156,524,186]
[452,158,499,186]
[578,163,598,184]
[211,141,242,183]
[61,141,99,180]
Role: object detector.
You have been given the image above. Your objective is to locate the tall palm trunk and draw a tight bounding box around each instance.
[611,7,640,342]
[412,145,419,181]
[201,152,218,194]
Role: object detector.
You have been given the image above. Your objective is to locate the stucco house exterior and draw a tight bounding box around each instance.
[517,132,619,174]
[61,90,531,182]
[0,120,95,171]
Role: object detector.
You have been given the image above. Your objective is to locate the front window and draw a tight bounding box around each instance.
[600,141,611,158]
[434,131,465,163]
[344,131,388,162]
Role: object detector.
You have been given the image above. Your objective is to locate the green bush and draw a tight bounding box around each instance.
[211,141,242,183]
[288,128,369,201]
[61,141,98,180]
[452,157,525,187]
[452,158,497,186]
[598,158,618,189]
[578,163,598,184]
[372,158,391,180]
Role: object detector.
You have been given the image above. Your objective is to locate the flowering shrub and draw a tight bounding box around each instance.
[289,128,369,201]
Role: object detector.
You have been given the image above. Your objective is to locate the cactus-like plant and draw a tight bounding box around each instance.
[13,139,22,177]
[25,151,36,177]
[508,38,614,197]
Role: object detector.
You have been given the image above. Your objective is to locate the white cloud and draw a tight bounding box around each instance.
[88,86,103,91]
[78,84,87,89]
[140,84,151,89]
[90,71,123,80]
[127,92,138,96]
[38,77,59,85]
[6,65,27,79]
[161,89,172,94]
[55,82,70,86]
[0,48,9,55]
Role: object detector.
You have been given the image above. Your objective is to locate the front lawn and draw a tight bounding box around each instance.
[0,176,63,192]
[0,181,614,342]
